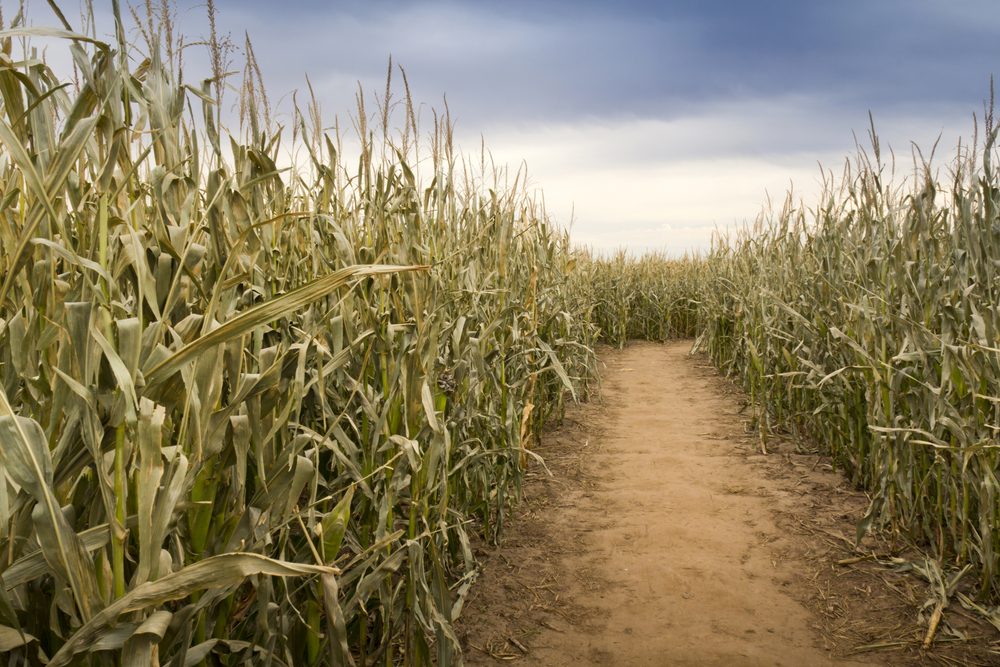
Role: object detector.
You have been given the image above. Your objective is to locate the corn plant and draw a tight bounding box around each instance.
[581,250,701,347]
[698,117,1000,602]
[0,4,597,665]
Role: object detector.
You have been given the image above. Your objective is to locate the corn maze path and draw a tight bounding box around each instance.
[461,341,877,666]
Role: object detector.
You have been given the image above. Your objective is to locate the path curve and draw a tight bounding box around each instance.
[460,341,875,666]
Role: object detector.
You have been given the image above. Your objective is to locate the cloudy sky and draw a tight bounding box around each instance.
[18,0,1000,253]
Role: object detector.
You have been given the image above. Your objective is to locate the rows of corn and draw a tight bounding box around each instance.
[698,127,1000,606]
[581,250,701,347]
[586,124,1000,606]
[0,8,598,665]
[4,2,999,664]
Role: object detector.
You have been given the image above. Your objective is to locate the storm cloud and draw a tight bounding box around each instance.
[19,0,1000,252]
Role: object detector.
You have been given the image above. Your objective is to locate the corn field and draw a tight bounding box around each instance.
[698,120,1000,605]
[3,2,1000,665]
[585,120,1000,613]
[582,250,701,347]
[0,6,597,665]
[585,120,1000,615]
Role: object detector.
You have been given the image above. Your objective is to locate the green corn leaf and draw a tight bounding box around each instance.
[320,485,355,564]
[48,553,336,667]
[143,264,427,387]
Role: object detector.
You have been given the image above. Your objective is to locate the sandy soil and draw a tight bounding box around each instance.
[457,341,999,666]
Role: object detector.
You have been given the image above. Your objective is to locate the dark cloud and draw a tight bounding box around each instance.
[203,0,997,129]
[22,1,998,130]
[17,0,1000,251]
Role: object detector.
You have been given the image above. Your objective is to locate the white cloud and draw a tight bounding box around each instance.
[465,97,975,254]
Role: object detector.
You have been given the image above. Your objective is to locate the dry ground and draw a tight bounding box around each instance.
[456,341,1000,666]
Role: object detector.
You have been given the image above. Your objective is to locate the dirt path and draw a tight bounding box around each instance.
[459,342,884,666]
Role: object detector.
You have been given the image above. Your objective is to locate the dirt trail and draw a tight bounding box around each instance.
[460,341,879,666]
